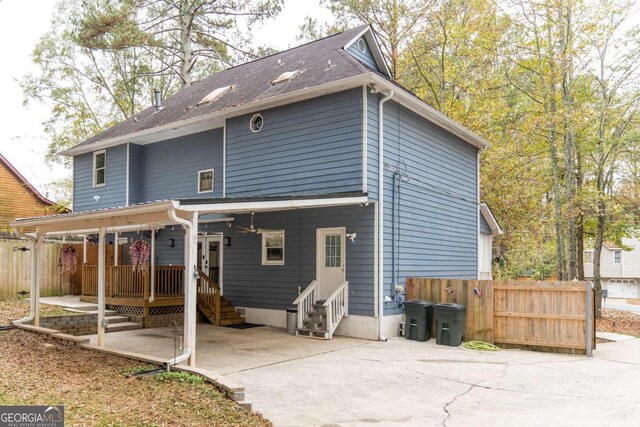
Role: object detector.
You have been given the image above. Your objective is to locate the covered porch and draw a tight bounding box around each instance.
[11,194,368,367]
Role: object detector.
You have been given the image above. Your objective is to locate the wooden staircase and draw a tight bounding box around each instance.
[296,301,330,339]
[197,269,244,326]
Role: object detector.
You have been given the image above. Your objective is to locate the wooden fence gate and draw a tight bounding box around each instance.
[406,278,595,355]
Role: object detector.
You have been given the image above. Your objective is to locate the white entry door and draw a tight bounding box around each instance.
[316,227,346,300]
[197,235,223,289]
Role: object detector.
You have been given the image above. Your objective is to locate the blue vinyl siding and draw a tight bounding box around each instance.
[137,129,223,202]
[480,214,491,235]
[128,143,143,205]
[379,100,479,314]
[346,37,379,71]
[367,92,380,199]
[155,205,375,316]
[73,145,127,212]
[226,89,363,196]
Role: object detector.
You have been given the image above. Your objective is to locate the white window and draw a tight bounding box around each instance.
[93,150,106,187]
[584,251,593,264]
[250,114,263,133]
[614,250,622,264]
[262,230,284,265]
[198,169,214,193]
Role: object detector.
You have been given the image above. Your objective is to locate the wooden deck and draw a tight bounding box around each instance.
[81,265,185,308]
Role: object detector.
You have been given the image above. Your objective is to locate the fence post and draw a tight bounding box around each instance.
[585,281,593,357]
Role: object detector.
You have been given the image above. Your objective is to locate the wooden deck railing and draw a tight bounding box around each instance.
[293,280,319,330]
[81,265,185,300]
[196,268,221,325]
[324,281,349,339]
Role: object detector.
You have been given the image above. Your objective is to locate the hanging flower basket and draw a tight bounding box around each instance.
[130,239,150,274]
[58,245,77,274]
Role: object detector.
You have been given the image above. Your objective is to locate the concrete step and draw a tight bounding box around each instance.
[83,309,119,317]
[296,328,329,339]
[105,315,130,324]
[106,322,142,333]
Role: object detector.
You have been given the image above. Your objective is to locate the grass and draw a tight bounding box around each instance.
[0,299,271,426]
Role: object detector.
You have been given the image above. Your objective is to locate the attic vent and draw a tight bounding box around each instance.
[272,70,300,85]
[197,85,233,107]
[357,38,367,53]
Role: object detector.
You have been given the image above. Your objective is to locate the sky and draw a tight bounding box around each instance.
[0,0,332,200]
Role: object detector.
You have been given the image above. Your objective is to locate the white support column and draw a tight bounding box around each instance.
[114,232,119,266]
[150,229,155,303]
[33,235,43,327]
[82,235,87,264]
[184,212,198,367]
[97,227,107,347]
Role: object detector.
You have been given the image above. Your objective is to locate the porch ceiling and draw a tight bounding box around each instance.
[10,193,369,235]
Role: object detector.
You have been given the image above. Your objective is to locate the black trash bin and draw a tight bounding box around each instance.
[434,303,466,346]
[404,300,434,342]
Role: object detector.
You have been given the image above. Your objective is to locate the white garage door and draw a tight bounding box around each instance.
[607,280,638,298]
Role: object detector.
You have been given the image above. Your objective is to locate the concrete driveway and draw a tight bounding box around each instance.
[88,325,640,426]
[605,298,640,314]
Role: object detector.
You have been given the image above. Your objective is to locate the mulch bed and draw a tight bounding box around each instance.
[0,299,271,426]
[597,308,640,338]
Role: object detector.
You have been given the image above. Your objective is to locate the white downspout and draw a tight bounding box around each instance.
[378,90,393,341]
[167,208,198,367]
[12,231,42,325]
[150,229,155,303]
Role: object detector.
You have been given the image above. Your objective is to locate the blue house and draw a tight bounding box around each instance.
[13,25,489,365]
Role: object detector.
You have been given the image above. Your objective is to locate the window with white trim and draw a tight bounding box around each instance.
[93,151,106,187]
[262,230,284,265]
[584,251,593,264]
[198,169,214,193]
[614,250,622,264]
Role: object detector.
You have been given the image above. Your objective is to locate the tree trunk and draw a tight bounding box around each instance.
[593,197,605,318]
[576,148,585,280]
[179,0,194,88]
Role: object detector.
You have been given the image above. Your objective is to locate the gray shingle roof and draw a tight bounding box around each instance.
[73,25,376,150]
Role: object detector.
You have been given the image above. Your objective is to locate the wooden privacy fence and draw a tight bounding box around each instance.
[406,278,595,355]
[0,238,83,299]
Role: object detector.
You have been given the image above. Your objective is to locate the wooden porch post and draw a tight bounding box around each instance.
[97,227,107,347]
[150,229,155,303]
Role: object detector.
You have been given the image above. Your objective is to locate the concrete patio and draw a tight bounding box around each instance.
[81,322,640,427]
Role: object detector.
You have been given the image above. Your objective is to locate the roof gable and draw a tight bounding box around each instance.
[480,203,503,235]
[343,27,391,77]
[0,154,55,206]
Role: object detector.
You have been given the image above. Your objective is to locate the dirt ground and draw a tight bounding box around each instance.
[597,308,640,338]
[0,300,271,426]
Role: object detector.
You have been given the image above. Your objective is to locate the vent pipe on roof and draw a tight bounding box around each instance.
[154,89,162,112]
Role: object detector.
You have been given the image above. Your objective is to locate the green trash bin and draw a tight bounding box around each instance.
[434,303,466,346]
[404,300,434,342]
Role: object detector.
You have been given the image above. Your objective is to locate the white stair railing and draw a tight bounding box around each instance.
[293,280,319,330]
[323,281,349,339]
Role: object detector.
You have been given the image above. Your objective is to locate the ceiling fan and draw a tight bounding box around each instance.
[235,212,278,234]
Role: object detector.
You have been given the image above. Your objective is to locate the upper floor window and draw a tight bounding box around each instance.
[93,151,106,187]
[614,250,622,264]
[262,230,284,265]
[584,251,593,264]
[198,169,214,193]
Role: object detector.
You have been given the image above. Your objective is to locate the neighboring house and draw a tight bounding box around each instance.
[584,238,640,298]
[0,153,57,233]
[478,203,503,280]
[13,25,490,350]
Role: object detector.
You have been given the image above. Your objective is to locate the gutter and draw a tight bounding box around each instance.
[377,90,393,341]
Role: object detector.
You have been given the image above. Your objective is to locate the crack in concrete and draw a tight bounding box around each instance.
[223,342,371,375]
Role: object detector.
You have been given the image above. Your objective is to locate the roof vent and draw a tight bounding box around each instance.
[277,59,283,67]
[197,85,233,107]
[272,70,301,85]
